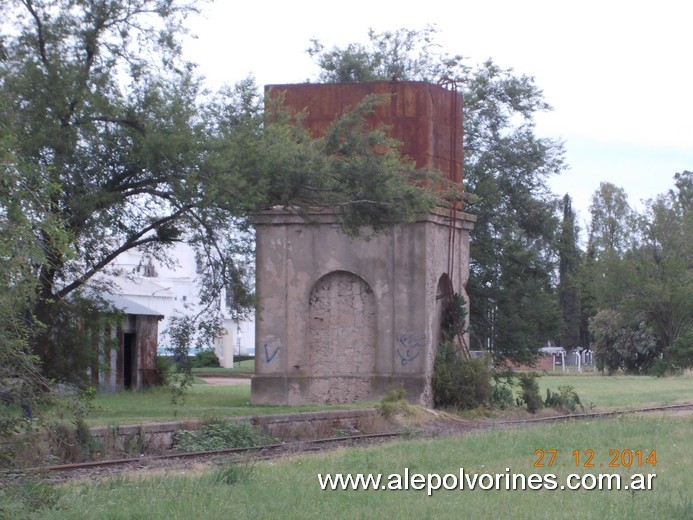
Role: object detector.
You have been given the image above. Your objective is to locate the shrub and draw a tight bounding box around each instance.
[441,293,468,342]
[517,374,543,413]
[545,385,583,413]
[653,328,693,376]
[432,342,491,410]
[47,416,102,463]
[490,369,515,409]
[589,310,660,374]
[191,350,220,368]
[155,356,171,386]
[490,383,514,409]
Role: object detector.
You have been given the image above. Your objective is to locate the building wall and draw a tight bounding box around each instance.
[251,208,475,406]
[109,244,256,363]
[137,315,160,388]
[98,314,160,393]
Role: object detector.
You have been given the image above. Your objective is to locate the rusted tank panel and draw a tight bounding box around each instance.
[265,81,463,184]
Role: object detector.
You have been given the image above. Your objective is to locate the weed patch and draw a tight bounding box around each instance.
[173,420,274,452]
[376,386,412,418]
[544,385,584,413]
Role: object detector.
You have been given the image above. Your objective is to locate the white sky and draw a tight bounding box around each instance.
[183,0,693,228]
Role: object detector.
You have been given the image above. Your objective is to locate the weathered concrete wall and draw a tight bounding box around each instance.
[251,208,475,406]
[88,409,381,455]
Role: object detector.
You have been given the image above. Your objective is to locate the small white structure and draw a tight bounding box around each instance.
[106,244,255,368]
[572,347,593,372]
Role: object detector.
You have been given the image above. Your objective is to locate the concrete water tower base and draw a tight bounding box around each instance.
[250,207,475,406]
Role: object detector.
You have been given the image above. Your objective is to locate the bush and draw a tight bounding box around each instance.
[545,385,583,413]
[589,310,660,374]
[517,374,543,413]
[490,383,514,409]
[653,328,693,376]
[155,356,171,386]
[490,369,515,409]
[191,350,220,368]
[432,342,491,410]
[47,417,102,463]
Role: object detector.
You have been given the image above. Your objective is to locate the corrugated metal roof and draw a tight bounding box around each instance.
[111,277,175,298]
[104,294,165,318]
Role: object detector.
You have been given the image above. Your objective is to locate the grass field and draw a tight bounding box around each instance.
[4,415,690,519]
[84,384,369,426]
[536,373,693,410]
[82,372,693,426]
[191,358,255,376]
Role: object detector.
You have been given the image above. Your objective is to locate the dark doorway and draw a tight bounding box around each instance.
[123,333,136,389]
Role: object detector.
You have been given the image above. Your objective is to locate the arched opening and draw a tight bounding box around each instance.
[435,273,453,349]
[307,271,376,403]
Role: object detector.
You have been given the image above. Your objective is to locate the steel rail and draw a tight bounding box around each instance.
[5,402,691,476]
[8,432,402,475]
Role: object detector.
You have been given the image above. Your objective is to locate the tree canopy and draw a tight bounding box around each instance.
[2,2,688,425]
[309,26,566,364]
[586,174,693,374]
[0,1,439,392]
[308,27,692,373]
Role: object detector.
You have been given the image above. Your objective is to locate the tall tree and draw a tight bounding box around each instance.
[586,174,692,373]
[0,1,438,386]
[0,94,51,435]
[588,182,637,255]
[557,194,582,351]
[309,27,565,364]
[583,182,638,312]
[627,177,692,350]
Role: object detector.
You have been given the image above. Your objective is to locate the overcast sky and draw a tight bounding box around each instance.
[184,0,692,231]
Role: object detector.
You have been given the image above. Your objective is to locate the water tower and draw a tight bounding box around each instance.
[251,81,475,406]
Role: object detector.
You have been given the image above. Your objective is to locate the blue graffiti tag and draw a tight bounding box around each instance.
[263,343,280,363]
[396,332,425,366]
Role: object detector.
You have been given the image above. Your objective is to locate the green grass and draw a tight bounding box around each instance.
[536,373,693,410]
[80,373,693,427]
[5,415,690,519]
[84,384,370,426]
[191,358,255,376]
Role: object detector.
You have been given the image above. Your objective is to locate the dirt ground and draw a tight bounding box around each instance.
[199,377,250,386]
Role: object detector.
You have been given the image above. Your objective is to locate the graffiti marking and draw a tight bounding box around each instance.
[264,343,281,363]
[396,332,425,366]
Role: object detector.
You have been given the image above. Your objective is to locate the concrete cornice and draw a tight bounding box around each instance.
[251,206,476,230]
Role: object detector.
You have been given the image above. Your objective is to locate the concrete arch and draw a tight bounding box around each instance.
[307,270,377,403]
[434,273,453,349]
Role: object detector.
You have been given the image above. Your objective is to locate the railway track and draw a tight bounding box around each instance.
[4,402,691,481]
[494,401,693,425]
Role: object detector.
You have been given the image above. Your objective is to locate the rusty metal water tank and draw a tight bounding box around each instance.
[265,81,463,185]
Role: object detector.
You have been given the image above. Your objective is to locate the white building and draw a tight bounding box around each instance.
[105,244,255,368]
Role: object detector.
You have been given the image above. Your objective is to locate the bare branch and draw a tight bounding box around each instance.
[21,0,50,70]
[57,205,192,298]
[73,115,147,134]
